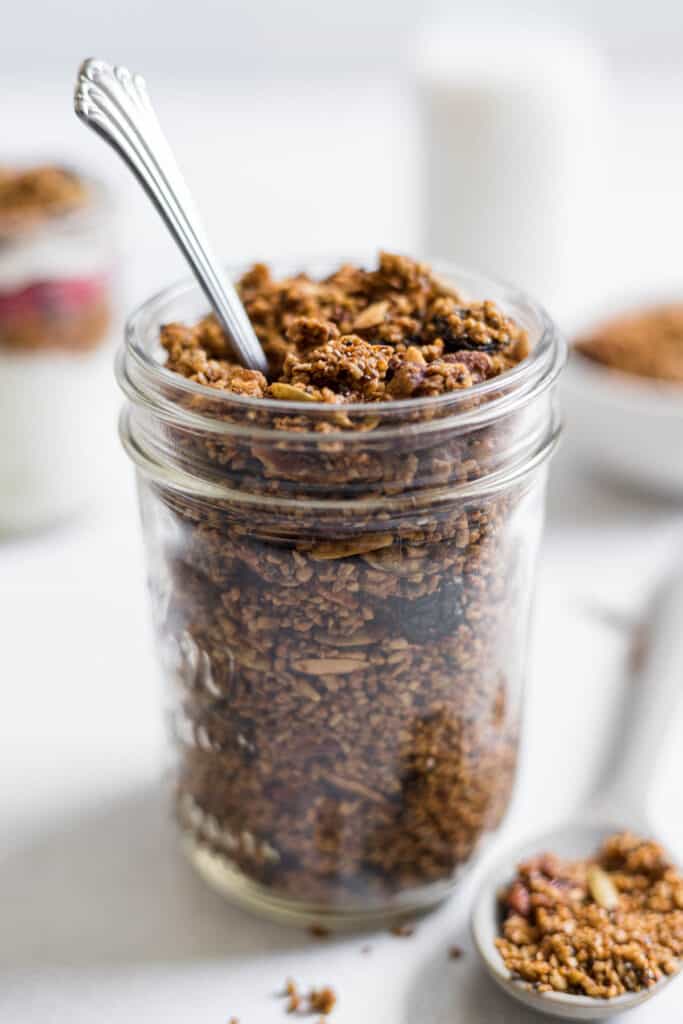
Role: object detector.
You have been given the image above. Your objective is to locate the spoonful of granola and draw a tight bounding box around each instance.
[472,570,683,1019]
[74,58,268,374]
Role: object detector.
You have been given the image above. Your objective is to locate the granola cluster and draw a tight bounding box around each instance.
[161,251,529,401]
[576,303,683,383]
[0,165,87,234]
[496,833,683,998]
[145,254,539,910]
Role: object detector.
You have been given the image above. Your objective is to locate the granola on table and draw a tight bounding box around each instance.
[496,832,683,998]
[144,252,545,911]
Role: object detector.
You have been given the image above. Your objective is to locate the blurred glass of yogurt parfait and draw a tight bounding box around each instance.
[0,164,116,533]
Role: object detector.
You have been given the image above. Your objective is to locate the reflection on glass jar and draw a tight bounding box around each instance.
[118,259,564,926]
[0,165,116,532]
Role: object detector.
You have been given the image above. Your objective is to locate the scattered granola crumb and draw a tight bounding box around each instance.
[449,944,464,960]
[228,1018,239,1024]
[308,987,336,1015]
[279,979,336,1016]
[391,922,416,937]
[309,924,330,939]
[496,832,683,998]
[576,304,683,383]
[283,978,301,1013]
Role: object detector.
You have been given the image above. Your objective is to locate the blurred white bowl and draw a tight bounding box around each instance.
[562,345,683,497]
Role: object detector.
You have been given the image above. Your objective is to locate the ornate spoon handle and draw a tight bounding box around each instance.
[74,58,268,374]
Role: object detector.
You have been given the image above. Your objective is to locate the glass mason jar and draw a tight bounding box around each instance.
[118,260,565,927]
[0,174,116,533]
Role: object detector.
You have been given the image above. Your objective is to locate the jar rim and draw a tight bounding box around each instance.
[119,400,563,510]
[122,256,566,427]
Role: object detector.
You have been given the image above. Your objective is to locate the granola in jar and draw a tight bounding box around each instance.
[118,253,564,923]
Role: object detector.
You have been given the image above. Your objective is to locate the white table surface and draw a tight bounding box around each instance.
[2,70,683,1023]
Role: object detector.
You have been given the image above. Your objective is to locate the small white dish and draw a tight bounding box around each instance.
[561,295,683,498]
[472,824,676,1021]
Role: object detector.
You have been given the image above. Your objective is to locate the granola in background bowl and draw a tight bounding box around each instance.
[575,302,683,384]
[562,293,683,498]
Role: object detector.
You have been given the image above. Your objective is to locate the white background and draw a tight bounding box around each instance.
[4,0,683,75]
[3,1,683,1020]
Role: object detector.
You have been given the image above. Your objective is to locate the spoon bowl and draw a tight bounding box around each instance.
[472,822,680,1020]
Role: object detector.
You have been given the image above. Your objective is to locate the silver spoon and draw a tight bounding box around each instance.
[74,58,268,374]
[472,569,683,1020]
